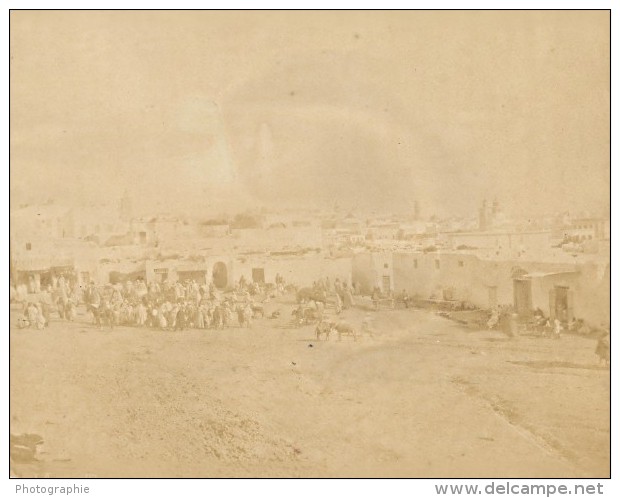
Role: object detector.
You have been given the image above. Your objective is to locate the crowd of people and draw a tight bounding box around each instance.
[10,273,610,366]
[305,277,356,314]
[11,274,80,330]
[11,272,328,331]
[81,275,285,330]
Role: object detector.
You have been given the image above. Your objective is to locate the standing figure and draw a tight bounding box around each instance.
[175,306,186,331]
[196,305,205,329]
[595,331,610,366]
[401,289,410,309]
[335,293,343,315]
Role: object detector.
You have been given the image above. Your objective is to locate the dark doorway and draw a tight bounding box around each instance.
[153,269,168,284]
[109,271,122,284]
[550,286,573,322]
[382,275,391,294]
[513,279,532,317]
[252,268,265,284]
[212,262,228,289]
[80,272,90,286]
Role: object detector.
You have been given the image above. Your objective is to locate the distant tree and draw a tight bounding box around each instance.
[201,218,229,226]
[231,213,261,229]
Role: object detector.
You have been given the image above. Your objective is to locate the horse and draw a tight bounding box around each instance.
[251,303,265,319]
[292,307,319,327]
[89,301,114,329]
[87,303,103,328]
[315,320,332,341]
[100,302,116,329]
[331,320,358,342]
[296,288,327,305]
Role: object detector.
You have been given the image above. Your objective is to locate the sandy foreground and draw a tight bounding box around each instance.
[10,299,610,478]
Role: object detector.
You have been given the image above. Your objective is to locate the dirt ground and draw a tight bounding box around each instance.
[9,298,610,478]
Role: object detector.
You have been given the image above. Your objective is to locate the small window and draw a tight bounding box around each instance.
[435,260,440,270]
[25,242,32,251]
[384,263,389,269]
[414,259,418,269]
[458,260,464,267]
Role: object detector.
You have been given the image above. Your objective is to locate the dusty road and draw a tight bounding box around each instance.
[10,300,610,477]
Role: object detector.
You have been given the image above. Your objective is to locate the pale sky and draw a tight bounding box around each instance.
[10,10,610,218]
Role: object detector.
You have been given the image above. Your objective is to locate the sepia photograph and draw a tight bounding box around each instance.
[8,9,610,479]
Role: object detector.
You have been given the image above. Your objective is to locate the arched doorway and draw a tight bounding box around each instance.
[212,262,228,289]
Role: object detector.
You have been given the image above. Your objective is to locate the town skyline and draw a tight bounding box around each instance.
[10,10,610,219]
